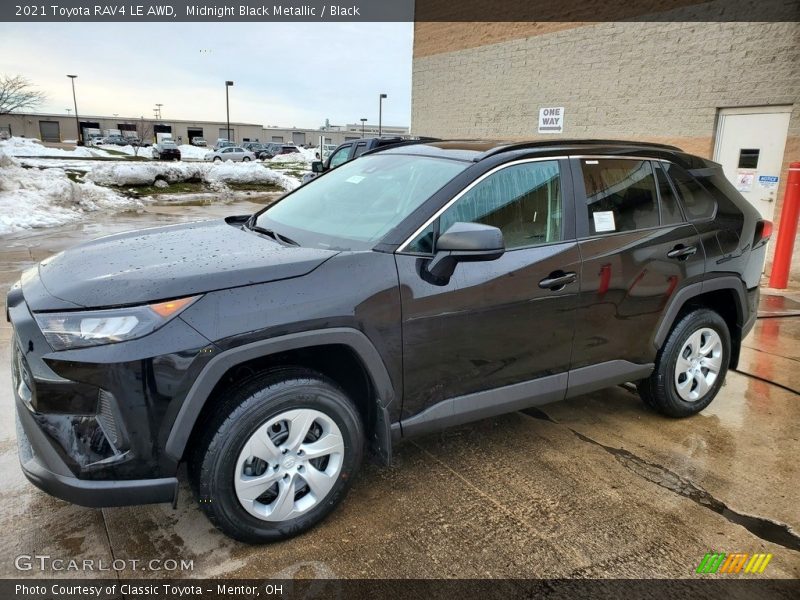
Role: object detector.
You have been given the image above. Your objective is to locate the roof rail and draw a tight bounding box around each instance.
[479,138,683,160]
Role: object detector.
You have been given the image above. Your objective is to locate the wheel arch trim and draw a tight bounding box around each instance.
[653,276,746,351]
[164,327,395,463]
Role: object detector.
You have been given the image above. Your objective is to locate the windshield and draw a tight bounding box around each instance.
[255,154,467,250]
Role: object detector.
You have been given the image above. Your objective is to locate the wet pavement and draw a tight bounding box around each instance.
[0,204,798,579]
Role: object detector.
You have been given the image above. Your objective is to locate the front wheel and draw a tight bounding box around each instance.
[213,156,222,162]
[639,308,730,417]
[189,369,364,543]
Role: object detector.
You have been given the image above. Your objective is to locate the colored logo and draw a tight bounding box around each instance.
[696,552,772,574]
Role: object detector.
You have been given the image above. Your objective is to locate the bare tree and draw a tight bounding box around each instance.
[0,75,46,115]
[131,117,153,158]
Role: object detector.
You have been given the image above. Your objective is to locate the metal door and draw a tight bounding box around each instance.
[713,106,791,221]
[39,121,60,142]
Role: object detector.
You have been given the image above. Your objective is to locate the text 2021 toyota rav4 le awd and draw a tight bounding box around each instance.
[8,140,770,542]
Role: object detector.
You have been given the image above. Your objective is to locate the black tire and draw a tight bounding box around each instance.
[188,368,364,543]
[639,308,730,417]
[242,156,251,162]
[213,156,222,162]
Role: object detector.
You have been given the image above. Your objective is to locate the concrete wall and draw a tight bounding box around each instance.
[411,19,800,282]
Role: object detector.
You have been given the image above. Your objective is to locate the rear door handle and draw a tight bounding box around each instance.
[667,245,697,260]
[539,271,577,290]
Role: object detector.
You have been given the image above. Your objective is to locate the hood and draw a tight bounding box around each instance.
[29,218,337,310]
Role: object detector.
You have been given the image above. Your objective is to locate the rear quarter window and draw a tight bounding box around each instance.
[661,163,717,221]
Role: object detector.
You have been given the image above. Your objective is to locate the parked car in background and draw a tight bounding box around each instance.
[242,142,273,159]
[152,139,181,161]
[100,135,129,146]
[303,137,438,184]
[273,145,301,157]
[86,133,104,146]
[0,131,9,141]
[125,136,142,147]
[205,146,256,162]
[191,137,207,147]
[215,139,236,150]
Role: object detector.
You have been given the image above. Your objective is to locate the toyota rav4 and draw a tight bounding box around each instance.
[8,140,770,542]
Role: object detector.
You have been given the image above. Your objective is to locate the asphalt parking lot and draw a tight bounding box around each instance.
[0,202,798,580]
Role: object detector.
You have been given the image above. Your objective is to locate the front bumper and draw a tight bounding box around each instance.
[7,282,212,507]
[16,401,177,508]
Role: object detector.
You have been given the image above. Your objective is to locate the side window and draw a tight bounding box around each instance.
[583,159,659,235]
[328,146,351,169]
[661,163,717,221]
[438,160,563,250]
[353,142,368,157]
[654,162,684,226]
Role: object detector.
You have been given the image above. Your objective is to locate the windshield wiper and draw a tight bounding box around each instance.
[245,220,299,246]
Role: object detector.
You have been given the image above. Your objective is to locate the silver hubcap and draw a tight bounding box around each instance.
[674,328,723,402]
[234,408,344,522]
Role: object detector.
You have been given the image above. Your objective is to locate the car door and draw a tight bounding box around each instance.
[570,157,705,376]
[395,158,580,435]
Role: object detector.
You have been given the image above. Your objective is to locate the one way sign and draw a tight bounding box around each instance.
[538,107,564,134]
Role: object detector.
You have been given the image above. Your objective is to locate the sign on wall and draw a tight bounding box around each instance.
[538,107,564,134]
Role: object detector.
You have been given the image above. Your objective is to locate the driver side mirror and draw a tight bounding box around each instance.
[426,222,505,281]
[311,161,324,173]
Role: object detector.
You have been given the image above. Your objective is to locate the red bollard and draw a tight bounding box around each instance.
[769,162,800,289]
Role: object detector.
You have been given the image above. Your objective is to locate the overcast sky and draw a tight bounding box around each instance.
[0,22,413,128]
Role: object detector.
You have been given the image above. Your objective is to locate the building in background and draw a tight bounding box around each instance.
[0,113,410,148]
[411,14,799,279]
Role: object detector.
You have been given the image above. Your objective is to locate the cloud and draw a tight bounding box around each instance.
[0,22,412,128]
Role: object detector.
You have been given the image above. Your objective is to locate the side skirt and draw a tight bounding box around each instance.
[395,360,653,439]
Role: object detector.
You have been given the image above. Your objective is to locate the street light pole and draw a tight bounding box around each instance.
[360,117,367,136]
[67,75,81,145]
[378,93,387,137]
[225,81,234,142]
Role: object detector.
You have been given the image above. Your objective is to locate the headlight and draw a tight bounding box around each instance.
[34,295,200,351]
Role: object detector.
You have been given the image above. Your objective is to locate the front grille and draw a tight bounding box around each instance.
[97,389,119,448]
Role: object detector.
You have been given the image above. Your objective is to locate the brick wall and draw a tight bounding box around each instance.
[411,19,800,282]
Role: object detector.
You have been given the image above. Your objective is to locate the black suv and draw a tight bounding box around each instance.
[8,140,769,542]
[308,137,440,181]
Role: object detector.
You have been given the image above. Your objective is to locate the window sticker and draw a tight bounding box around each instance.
[593,211,616,232]
[345,175,365,184]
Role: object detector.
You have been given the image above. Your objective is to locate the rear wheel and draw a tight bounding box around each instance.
[639,308,730,417]
[189,369,364,543]
[243,156,251,162]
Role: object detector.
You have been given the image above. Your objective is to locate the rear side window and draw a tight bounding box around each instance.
[353,142,369,157]
[661,163,717,221]
[583,159,659,234]
[439,160,562,250]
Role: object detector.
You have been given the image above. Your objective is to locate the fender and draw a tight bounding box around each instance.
[164,327,396,464]
[652,275,746,351]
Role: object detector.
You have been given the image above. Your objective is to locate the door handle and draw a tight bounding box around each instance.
[539,271,577,290]
[667,245,697,260]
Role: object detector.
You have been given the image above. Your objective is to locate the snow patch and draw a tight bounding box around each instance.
[177,144,210,160]
[0,150,141,235]
[0,136,110,158]
[269,147,317,164]
[87,161,300,190]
